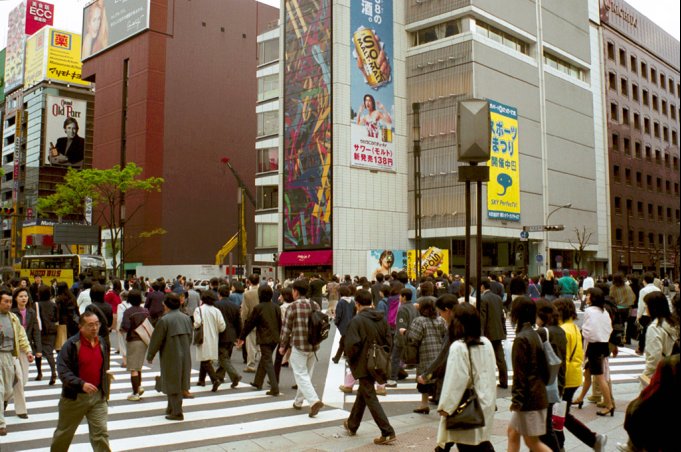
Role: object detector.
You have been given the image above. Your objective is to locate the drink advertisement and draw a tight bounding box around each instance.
[487,100,521,221]
[350,0,395,172]
[407,247,450,279]
[367,249,407,281]
[44,95,87,168]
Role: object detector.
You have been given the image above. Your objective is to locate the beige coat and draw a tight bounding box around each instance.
[437,337,497,447]
[643,319,678,379]
[193,305,225,362]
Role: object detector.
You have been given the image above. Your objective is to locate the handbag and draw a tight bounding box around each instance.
[446,343,485,430]
[401,336,419,365]
[539,327,562,403]
[193,305,204,345]
[134,318,154,346]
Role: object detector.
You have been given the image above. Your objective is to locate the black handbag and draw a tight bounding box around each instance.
[193,305,204,345]
[446,344,485,430]
[401,336,419,365]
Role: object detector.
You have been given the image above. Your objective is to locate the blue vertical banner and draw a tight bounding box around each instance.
[350,0,395,172]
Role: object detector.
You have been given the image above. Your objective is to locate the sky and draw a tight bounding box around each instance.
[0,0,679,52]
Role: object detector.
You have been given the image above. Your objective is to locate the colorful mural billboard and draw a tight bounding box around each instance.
[283,0,332,251]
[350,0,395,171]
[487,100,520,221]
[82,0,150,60]
[4,1,27,95]
[367,249,407,281]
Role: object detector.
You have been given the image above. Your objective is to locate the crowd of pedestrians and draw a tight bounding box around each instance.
[0,268,678,452]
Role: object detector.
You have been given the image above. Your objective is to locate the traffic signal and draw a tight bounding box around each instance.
[545,225,565,231]
[1,208,14,216]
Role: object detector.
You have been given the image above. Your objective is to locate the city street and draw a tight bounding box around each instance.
[3,317,646,451]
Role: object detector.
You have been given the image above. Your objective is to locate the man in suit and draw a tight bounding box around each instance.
[215,285,242,387]
[478,280,508,389]
[49,117,84,167]
[241,274,261,372]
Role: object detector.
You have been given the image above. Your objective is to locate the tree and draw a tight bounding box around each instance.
[37,163,164,276]
[568,226,593,270]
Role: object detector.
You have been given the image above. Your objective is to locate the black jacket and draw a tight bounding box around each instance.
[57,332,110,400]
[344,308,392,379]
[12,307,42,353]
[479,290,506,341]
[215,298,242,344]
[334,297,356,336]
[241,301,281,345]
[37,300,59,336]
[511,323,549,411]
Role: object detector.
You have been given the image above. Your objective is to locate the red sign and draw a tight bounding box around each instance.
[26,1,54,36]
[278,250,333,267]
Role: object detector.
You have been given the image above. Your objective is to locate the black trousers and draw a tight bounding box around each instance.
[539,402,561,452]
[637,316,652,352]
[439,442,495,452]
[166,393,183,416]
[557,387,596,448]
[491,339,508,387]
[39,333,57,378]
[347,377,394,437]
[254,343,278,392]
[199,360,219,384]
[333,335,345,361]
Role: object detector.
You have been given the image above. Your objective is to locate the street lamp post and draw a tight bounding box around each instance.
[545,203,572,272]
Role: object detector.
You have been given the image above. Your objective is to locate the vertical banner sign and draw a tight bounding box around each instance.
[366,250,407,280]
[0,49,6,103]
[44,95,87,168]
[26,1,54,35]
[4,1,27,95]
[487,100,520,221]
[350,0,395,172]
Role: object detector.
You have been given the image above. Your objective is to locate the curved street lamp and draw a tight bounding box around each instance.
[545,203,572,272]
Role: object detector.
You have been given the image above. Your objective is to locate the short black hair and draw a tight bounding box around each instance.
[400,288,412,301]
[38,285,52,302]
[292,279,309,297]
[249,274,260,285]
[553,298,577,322]
[535,298,557,326]
[201,290,217,305]
[480,279,491,290]
[645,291,673,326]
[339,285,351,297]
[418,298,437,318]
[643,272,654,284]
[128,289,142,307]
[218,285,230,297]
[164,293,181,310]
[79,310,98,326]
[419,281,434,297]
[82,278,93,290]
[449,303,481,344]
[586,287,605,309]
[281,286,294,303]
[258,284,273,303]
[435,294,458,312]
[90,284,105,303]
[511,296,536,326]
[355,289,372,306]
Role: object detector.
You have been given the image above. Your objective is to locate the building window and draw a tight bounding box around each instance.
[620,78,628,96]
[625,168,631,185]
[258,38,279,66]
[630,55,637,72]
[611,133,619,150]
[635,171,642,187]
[661,99,668,116]
[647,175,653,190]
[663,126,669,142]
[634,141,641,158]
[613,165,620,181]
[653,122,660,138]
[645,145,652,161]
[614,196,621,213]
[650,67,657,85]
[672,130,678,146]
[655,149,661,164]
[256,185,278,210]
[669,78,675,93]
[413,19,462,46]
[619,48,626,66]
[638,231,644,244]
[644,117,650,134]
[660,73,666,90]
[671,104,677,120]
[257,74,279,102]
[664,153,671,168]
[633,113,641,129]
[543,52,586,81]
[607,42,615,60]
[640,61,648,79]
[256,147,278,173]
[615,228,623,245]
[623,137,631,154]
[642,89,649,106]
[666,181,671,194]
[610,104,618,122]
[656,177,662,192]
[652,94,659,111]
[608,72,617,90]
[676,183,680,195]
[648,203,653,217]
[256,223,277,248]
[674,156,679,170]
[632,84,639,101]
[636,201,643,217]
[622,108,630,125]
[257,110,279,137]
[648,232,655,246]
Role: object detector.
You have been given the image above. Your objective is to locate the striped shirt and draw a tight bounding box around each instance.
[280,298,320,353]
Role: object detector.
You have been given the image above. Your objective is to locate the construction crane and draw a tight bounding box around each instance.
[215,158,256,273]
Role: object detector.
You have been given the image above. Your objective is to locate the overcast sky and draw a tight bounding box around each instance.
[0,0,679,53]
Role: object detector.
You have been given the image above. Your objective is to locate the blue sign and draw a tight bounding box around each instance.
[536,254,544,263]
[520,231,529,239]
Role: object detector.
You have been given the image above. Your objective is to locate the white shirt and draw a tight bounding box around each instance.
[582,276,595,291]
[582,306,613,343]
[77,288,92,311]
[637,283,661,319]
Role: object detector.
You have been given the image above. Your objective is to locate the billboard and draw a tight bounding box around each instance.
[44,95,87,168]
[4,1,27,95]
[81,0,150,60]
[350,0,395,171]
[26,0,54,35]
[24,28,90,89]
[487,100,520,221]
[407,247,450,279]
[282,0,332,251]
[367,250,407,281]
[0,49,6,103]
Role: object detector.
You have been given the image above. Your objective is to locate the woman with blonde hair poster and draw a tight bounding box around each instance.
[82,0,109,59]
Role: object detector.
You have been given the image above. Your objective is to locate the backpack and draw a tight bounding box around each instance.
[308,302,330,347]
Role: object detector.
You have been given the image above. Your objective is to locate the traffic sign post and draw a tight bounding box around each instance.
[523,225,565,232]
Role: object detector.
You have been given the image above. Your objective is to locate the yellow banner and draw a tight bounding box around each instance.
[46,29,90,87]
[24,28,48,88]
[487,100,520,221]
[407,247,450,279]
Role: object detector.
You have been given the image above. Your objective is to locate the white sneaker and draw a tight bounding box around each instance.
[385,380,397,387]
[137,387,145,396]
[594,434,607,452]
[127,393,141,401]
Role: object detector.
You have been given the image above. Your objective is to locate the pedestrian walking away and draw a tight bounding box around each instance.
[215,284,243,388]
[478,280,508,389]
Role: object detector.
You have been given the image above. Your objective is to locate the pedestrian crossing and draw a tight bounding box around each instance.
[2,352,348,452]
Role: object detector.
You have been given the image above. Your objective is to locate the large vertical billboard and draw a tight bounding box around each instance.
[44,95,87,169]
[23,27,48,88]
[283,0,332,251]
[25,28,91,89]
[0,49,6,103]
[487,100,521,221]
[350,0,395,171]
[4,1,27,95]
[81,0,150,60]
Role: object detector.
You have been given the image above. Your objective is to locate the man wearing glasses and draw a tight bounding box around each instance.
[51,311,111,451]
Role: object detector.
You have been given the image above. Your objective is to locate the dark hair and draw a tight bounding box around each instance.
[645,292,674,326]
[396,271,408,284]
[0,288,11,300]
[535,298,558,326]
[248,274,260,285]
[258,284,273,303]
[449,303,482,345]
[281,286,294,303]
[232,281,244,294]
[90,284,105,303]
[376,273,384,283]
[612,273,625,287]
[339,285,351,297]
[292,279,309,297]
[218,285,230,297]
[400,288,412,301]
[11,287,31,309]
[355,289,372,306]
[435,293,458,312]
[63,117,79,131]
[82,278,94,290]
[419,281,434,297]
[510,276,527,296]
[390,281,404,296]
[112,279,122,292]
[511,296,536,327]
[418,297,437,318]
[38,284,52,302]
[128,289,142,306]
[553,298,577,322]
[480,279,491,290]
[643,272,654,284]
[586,287,605,309]
[363,94,376,110]
[379,284,391,297]
[55,282,70,297]
[209,277,220,288]
[164,293,181,310]
[200,290,217,305]
[79,310,98,326]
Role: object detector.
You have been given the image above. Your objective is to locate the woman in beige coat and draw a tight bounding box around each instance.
[436,303,497,452]
[193,291,226,391]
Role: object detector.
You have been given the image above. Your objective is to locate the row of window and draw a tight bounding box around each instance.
[257,74,279,103]
[609,104,679,145]
[608,73,678,119]
[612,165,680,195]
[258,38,278,67]
[256,147,278,173]
[607,42,680,97]
[256,223,277,249]
[256,185,278,210]
[544,52,587,82]
[256,110,278,137]
[614,197,680,222]
[611,133,680,166]
[614,229,676,249]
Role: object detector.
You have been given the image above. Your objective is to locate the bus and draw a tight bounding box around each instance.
[20,254,107,285]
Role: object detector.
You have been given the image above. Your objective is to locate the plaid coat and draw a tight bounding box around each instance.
[408,316,447,375]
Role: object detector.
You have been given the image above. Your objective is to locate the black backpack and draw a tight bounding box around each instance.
[308,302,330,347]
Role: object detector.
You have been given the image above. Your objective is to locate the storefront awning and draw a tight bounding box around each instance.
[278,250,333,267]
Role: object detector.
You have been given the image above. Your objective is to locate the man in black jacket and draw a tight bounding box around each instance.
[215,285,242,388]
[238,285,281,396]
[479,280,508,388]
[51,311,110,451]
[85,284,113,362]
[343,289,396,445]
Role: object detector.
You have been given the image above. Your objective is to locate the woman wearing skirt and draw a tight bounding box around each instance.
[120,290,150,401]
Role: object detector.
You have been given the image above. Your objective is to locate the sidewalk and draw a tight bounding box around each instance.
[178,381,638,452]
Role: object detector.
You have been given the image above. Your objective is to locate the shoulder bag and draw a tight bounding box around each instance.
[446,343,486,430]
[539,327,562,403]
[134,315,154,346]
[193,305,204,345]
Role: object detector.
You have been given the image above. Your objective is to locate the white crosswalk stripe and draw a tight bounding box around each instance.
[2,353,348,452]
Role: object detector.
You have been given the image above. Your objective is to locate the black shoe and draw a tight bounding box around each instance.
[497,384,508,389]
[231,375,242,388]
[17,413,28,419]
[165,414,184,421]
[397,369,409,380]
[292,384,298,390]
[281,362,289,367]
[413,406,430,414]
[35,373,43,381]
[211,380,222,392]
[266,390,280,396]
[196,381,206,387]
[332,357,340,364]
[49,376,56,386]
[249,382,262,390]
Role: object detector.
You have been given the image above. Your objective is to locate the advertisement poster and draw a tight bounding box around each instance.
[26,0,54,35]
[82,0,150,60]
[44,95,87,168]
[24,28,48,88]
[407,247,450,279]
[350,0,395,172]
[24,29,90,89]
[0,49,6,103]
[487,100,520,221]
[367,249,407,280]
[4,1,27,95]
